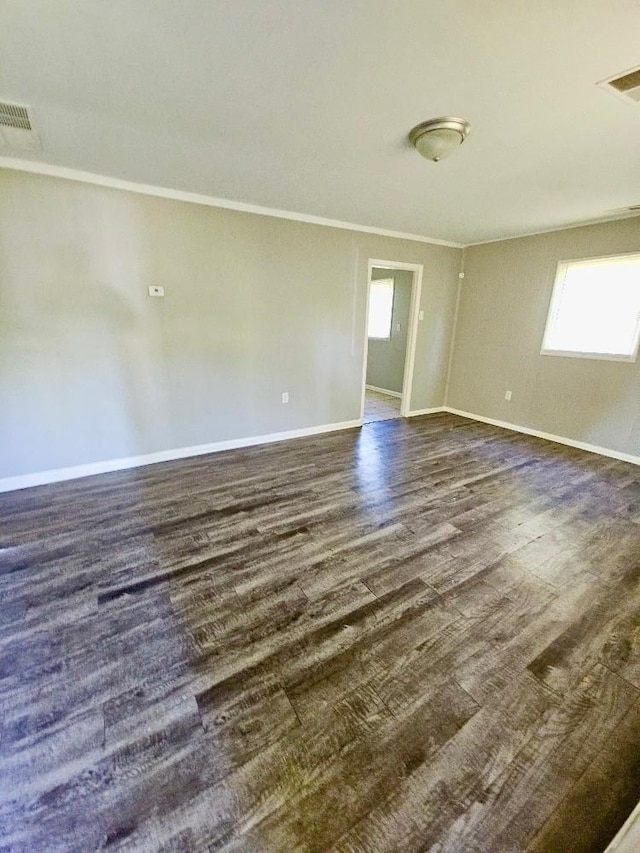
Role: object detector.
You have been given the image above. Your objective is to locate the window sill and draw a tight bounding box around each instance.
[540,349,638,363]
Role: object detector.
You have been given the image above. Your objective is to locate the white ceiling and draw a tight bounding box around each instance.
[1,0,639,245]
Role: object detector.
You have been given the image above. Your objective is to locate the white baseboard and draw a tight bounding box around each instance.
[4,405,637,494]
[444,406,640,466]
[365,384,402,399]
[605,800,640,852]
[406,407,446,417]
[0,419,362,494]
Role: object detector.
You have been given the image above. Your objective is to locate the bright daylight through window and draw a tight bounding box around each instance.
[541,253,640,361]
[368,279,394,340]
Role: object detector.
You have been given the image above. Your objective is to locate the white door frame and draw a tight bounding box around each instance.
[360,259,424,421]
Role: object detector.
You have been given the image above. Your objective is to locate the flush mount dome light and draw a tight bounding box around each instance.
[409,117,471,162]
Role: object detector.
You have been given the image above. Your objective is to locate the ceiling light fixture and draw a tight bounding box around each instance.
[409,116,471,162]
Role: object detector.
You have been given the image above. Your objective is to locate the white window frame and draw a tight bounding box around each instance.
[540,252,640,363]
[367,278,395,341]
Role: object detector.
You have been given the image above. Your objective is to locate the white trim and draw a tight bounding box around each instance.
[0,157,462,248]
[0,419,362,494]
[367,259,428,272]
[361,260,424,422]
[4,157,640,251]
[444,407,640,466]
[604,799,640,852]
[365,384,402,399]
[406,407,446,417]
[540,349,638,362]
[4,406,637,493]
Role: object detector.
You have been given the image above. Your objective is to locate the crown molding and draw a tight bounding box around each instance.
[465,210,640,247]
[0,156,463,249]
[3,157,636,251]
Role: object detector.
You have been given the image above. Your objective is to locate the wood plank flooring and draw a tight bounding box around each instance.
[1,412,640,852]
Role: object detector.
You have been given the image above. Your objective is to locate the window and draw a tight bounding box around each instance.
[367,278,394,339]
[541,253,640,362]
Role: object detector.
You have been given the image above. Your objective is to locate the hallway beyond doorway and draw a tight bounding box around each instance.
[363,388,401,424]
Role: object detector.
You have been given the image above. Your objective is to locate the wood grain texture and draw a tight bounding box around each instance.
[1,413,640,852]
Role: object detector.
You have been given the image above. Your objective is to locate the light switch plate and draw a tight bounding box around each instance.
[148,286,164,297]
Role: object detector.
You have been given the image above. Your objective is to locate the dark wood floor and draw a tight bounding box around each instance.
[1,413,640,853]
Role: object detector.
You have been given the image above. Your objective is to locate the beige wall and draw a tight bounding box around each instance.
[0,169,461,479]
[447,218,640,457]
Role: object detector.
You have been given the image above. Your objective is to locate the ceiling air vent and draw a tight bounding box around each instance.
[0,101,41,151]
[598,65,640,104]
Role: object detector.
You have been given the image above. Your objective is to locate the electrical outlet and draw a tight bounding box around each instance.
[282,392,289,404]
[504,390,512,401]
[148,286,164,297]
[418,310,424,321]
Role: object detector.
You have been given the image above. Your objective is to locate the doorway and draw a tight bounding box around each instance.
[361,260,423,424]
